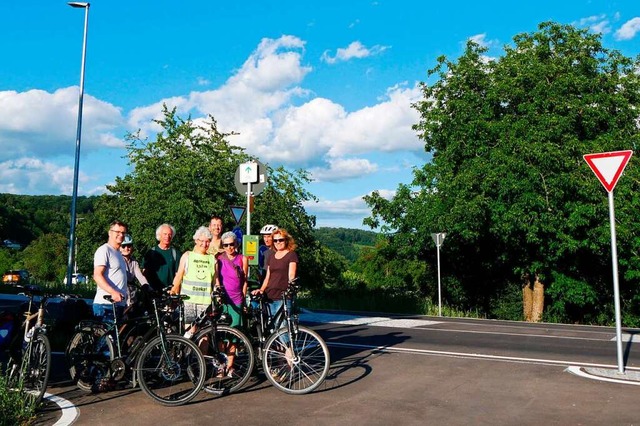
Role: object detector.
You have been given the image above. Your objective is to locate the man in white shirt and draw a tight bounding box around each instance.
[93,220,128,321]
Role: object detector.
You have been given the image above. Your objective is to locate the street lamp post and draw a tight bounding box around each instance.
[65,2,90,287]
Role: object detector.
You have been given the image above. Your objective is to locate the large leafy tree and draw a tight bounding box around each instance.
[365,22,640,322]
[76,106,329,289]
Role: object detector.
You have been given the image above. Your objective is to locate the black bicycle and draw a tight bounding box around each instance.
[4,285,52,405]
[65,292,206,406]
[246,278,330,394]
[171,287,255,396]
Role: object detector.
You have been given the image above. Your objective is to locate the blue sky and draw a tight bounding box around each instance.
[1,1,638,230]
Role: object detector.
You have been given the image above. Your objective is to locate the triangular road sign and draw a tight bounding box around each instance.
[583,150,633,192]
[229,205,246,225]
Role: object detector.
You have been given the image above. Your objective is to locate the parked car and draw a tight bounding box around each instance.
[2,269,30,285]
[63,273,88,285]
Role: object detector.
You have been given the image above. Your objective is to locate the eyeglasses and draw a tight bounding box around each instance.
[222,243,235,248]
[273,238,286,243]
[121,245,132,249]
[109,229,126,235]
[196,239,211,245]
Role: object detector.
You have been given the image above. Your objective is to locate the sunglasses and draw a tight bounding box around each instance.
[273,238,286,243]
[121,244,132,248]
[222,243,235,248]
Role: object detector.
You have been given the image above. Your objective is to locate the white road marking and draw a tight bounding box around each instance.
[566,366,640,386]
[45,392,79,426]
[302,310,634,342]
[300,310,441,328]
[328,341,640,373]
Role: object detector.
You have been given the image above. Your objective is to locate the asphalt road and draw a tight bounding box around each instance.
[33,312,640,426]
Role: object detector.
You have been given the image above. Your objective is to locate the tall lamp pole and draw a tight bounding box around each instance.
[65,2,90,287]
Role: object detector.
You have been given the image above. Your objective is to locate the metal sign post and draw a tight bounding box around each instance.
[584,150,633,374]
[431,233,446,317]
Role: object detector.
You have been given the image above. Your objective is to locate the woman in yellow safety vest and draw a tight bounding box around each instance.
[170,226,216,335]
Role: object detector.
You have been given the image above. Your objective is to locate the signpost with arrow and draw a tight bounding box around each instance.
[583,149,633,373]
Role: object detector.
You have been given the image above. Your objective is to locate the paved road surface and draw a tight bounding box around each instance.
[36,312,640,425]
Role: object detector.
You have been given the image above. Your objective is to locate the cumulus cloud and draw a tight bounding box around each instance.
[615,17,640,40]
[321,41,389,64]
[304,195,371,217]
[0,157,89,195]
[0,88,124,160]
[574,14,611,34]
[127,36,422,176]
[310,158,378,182]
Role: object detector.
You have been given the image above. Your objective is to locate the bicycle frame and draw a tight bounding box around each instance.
[248,282,299,354]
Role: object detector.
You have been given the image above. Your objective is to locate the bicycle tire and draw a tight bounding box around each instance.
[24,332,51,404]
[136,334,206,406]
[194,325,255,395]
[66,326,114,392]
[263,325,330,395]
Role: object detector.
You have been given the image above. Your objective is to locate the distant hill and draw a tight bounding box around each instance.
[0,193,97,246]
[314,227,378,263]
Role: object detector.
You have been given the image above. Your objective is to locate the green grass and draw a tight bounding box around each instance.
[0,368,37,426]
[298,288,483,319]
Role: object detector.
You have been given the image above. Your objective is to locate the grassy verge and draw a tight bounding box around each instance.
[298,288,484,319]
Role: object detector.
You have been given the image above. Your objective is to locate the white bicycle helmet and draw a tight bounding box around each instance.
[122,234,133,245]
[260,224,278,235]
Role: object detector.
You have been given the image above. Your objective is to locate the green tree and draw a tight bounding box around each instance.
[83,106,326,289]
[21,233,68,282]
[365,22,640,322]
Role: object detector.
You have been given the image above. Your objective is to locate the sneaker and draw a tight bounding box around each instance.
[216,367,226,378]
[226,367,235,378]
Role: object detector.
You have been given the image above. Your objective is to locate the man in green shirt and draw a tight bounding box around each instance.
[143,223,181,292]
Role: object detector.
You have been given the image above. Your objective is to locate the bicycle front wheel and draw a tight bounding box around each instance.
[263,325,330,395]
[66,326,114,392]
[23,332,51,404]
[136,334,206,406]
[194,325,254,395]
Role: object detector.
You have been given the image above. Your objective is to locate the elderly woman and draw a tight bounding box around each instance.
[215,231,249,329]
[170,226,216,336]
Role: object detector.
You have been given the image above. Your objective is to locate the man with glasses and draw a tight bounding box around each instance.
[93,220,129,321]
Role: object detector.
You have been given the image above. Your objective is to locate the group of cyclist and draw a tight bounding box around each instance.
[93,217,298,337]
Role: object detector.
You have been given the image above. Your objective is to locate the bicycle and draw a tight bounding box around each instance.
[246,278,330,394]
[171,286,255,396]
[65,292,206,406]
[3,285,52,405]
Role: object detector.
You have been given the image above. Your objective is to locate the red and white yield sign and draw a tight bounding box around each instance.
[583,150,633,192]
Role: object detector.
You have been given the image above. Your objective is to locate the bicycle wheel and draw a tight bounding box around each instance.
[136,334,206,406]
[263,325,330,395]
[23,332,51,404]
[66,326,114,392]
[194,325,254,395]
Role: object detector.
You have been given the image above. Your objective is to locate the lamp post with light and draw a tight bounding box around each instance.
[65,2,90,287]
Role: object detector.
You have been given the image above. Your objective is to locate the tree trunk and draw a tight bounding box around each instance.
[522,274,533,322]
[531,275,544,322]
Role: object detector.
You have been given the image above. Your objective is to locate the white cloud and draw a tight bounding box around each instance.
[310,158,378,182]
[127,37,422,176]
[0,157,89,195]
[615,17,640,41]
[0,87,124,160]
[574,15,611,34]
[321,41,390,64]
[304,195,370,217]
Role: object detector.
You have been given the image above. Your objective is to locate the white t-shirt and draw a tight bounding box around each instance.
[93,243,128,306]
